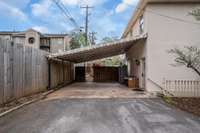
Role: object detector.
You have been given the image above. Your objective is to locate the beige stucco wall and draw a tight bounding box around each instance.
[13,37,25,44]
[128,10,148,38]
[126,40,147,88]
[50,38,65,53]
[64,36,71,51]
[125,11,148,89]
[0,35,25,44]
[145,3,200,92]
[0,35,12,40]
[25,30,40,49]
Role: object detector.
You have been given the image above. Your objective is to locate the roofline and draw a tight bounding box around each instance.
[0,31,22,35]
[122,0,200,38]
[0,31,69,38]
[47,34,148,62]
[42,34,68,38]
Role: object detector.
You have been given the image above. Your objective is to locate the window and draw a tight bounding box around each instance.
[139,15,144,34]
[28,37,35,44]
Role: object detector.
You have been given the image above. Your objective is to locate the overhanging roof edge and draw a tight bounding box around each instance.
[47,33,148,62]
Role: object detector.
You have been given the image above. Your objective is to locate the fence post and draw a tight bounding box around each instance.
[11,41,14,101]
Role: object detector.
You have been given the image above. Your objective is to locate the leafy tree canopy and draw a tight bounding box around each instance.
[69,32,89,50]
[99,36,123,66]
[101,36,118,44]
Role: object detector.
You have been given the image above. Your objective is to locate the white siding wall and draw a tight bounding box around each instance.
[145,3,200,92]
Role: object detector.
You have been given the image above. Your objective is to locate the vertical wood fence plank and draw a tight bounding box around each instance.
[0,39,4,104]
[0,38,74,105]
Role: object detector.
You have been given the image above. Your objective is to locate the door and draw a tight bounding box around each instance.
[75,67,85,82]
[140,58,146,89]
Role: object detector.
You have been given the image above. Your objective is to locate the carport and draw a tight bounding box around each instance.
[47,35,147,63]
[47,34,147,86]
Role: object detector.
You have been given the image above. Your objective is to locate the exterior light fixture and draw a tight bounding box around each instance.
[135,59,140,66]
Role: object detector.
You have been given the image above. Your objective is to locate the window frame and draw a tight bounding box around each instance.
[139,15,144,34]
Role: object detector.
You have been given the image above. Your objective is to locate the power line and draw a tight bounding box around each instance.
[52,0,79,28]
[81,5,94,46]
[132,4,200,26]
[59,2,79,27]
[147,9,200,25]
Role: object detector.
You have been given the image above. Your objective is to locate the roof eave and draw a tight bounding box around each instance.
[122,0,200,38]
[122,0,146,38]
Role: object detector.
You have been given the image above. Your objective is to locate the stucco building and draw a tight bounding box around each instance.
[123,0,200,92]
[0,29,71,53]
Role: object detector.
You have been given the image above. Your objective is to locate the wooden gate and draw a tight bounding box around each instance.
[93,66,119,82]
[75,66,85,82]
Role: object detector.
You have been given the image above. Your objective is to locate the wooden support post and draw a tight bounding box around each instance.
[62,60,65,84]
[48,60,51,90]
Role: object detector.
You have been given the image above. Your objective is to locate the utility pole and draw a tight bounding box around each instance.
[89,32,97,45]
[81,5,93,46]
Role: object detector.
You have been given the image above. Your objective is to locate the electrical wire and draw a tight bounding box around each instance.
[52,0,79,28]
[132,3,200,26]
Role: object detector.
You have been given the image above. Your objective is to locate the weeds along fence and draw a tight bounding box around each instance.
[0,39,74,105]
[164,80,200,97]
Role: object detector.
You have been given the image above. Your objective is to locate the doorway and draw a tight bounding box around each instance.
[140,58,146,89]
[75,66,85,82]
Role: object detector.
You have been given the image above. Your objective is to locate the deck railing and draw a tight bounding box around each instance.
[164,80,200,97]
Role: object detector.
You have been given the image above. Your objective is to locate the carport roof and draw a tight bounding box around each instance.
[47,34,147,63]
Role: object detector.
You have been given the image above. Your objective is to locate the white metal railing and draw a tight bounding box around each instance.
[164,80,200,97]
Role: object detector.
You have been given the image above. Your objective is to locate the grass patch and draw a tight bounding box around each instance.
[163,96,173,104]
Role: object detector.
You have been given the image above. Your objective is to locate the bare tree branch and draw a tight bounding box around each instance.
[168,46,200,76]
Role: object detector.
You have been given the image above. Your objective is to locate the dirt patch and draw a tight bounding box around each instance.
[0,92,46,114]
[169,97,200,117]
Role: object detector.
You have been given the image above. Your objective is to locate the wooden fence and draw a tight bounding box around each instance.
[93,66,119,82]
[164,80,200,97]
[0,39,74,105]
[50,60,74,88]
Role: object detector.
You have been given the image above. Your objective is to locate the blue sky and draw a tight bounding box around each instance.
[0,0,139,40]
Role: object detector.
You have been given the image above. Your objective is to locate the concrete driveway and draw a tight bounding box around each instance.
[0,98,200,133]
[46,82,154,100]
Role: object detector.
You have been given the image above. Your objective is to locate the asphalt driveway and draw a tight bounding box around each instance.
[0,98,200,133]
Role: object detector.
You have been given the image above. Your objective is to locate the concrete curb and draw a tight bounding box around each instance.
[0,90,54,118]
